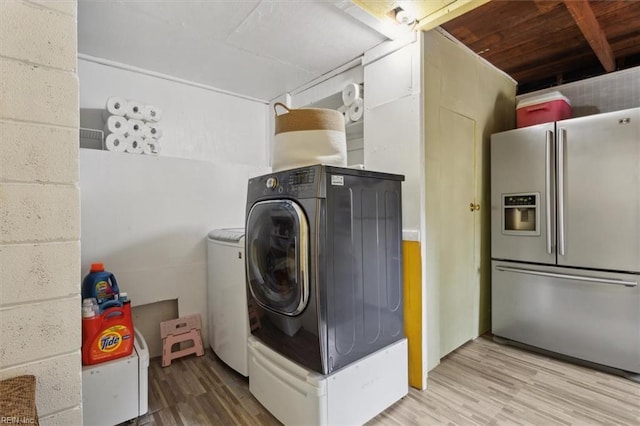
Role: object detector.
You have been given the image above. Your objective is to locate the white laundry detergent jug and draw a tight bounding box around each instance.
[272,102,347,171]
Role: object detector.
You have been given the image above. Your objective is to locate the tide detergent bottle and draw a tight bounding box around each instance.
[82,300,134,365]
[81,264,134,365]
[82,263,119,308]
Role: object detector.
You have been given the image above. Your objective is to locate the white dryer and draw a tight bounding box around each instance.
[206,228,249,377]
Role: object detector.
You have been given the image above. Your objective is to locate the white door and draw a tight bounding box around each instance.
[437,107,477,358]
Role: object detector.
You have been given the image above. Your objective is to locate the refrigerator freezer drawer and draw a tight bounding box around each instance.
[492,261,640,373]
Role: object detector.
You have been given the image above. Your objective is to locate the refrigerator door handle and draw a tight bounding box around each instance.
[557,127,566,256]
[495,265,638,287]
[545,130,553,255]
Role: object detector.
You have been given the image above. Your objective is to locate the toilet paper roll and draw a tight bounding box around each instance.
[142,139,157,155]
[103,115,128,135]
[348,97,364,122]
[144,123,162,139]
[140,124,150,138]
[125,135,144,154]
[105,96,127,116]
[337,105,351,125]
[105,133,126,152]
[342,83,361,107]
[125,100,145,120]
[142,105,162,122]
[127,119,144,136]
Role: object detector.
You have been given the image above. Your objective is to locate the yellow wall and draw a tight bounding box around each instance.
[403,240,423,388]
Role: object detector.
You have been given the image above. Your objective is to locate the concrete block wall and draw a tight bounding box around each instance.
[0,1,82,424]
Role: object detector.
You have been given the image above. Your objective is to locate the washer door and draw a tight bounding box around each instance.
[246,199,309,316]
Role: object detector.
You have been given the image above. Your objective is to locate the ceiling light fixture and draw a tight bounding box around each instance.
[390,6,416,26]
[351,0,491,34]
[387,6,417,29]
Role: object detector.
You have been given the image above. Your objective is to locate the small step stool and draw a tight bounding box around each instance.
[160,314,204,367]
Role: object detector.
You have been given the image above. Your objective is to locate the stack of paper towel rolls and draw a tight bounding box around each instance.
[103,96,162,155]
[337,83,364,124]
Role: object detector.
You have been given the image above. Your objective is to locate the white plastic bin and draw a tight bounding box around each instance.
[82,327,149,425]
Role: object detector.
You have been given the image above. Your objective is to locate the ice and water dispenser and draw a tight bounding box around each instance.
[502,193,540,235]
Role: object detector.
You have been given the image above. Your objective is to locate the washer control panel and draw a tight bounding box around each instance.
[248,166,319,199]
[286,168,316,196]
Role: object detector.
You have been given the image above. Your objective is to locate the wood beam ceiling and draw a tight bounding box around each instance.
[563,0,616,72]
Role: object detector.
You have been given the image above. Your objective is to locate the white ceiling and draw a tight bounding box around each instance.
[77,0,389,102]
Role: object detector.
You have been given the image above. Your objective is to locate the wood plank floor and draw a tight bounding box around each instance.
[129,336,640,426]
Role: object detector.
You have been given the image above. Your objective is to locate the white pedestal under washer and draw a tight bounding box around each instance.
[248,336,408,426]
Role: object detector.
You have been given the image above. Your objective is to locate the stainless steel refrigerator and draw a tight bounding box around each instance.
[490,107,640,377]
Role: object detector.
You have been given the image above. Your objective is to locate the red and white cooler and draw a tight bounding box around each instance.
[516,91,572,128]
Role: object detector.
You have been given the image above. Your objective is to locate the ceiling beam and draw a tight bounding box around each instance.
[563,0,615,72]
[414,0,491,32]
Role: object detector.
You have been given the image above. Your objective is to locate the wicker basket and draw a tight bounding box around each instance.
[272,102,347,172]
[0,375,39,425]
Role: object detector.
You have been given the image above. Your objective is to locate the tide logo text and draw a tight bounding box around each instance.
[100,333,122,352]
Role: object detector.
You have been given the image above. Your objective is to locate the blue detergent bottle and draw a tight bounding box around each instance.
[82,263,120,307]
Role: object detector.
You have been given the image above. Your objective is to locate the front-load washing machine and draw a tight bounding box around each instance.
[245,164,405,375]
[206,228,249,376]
